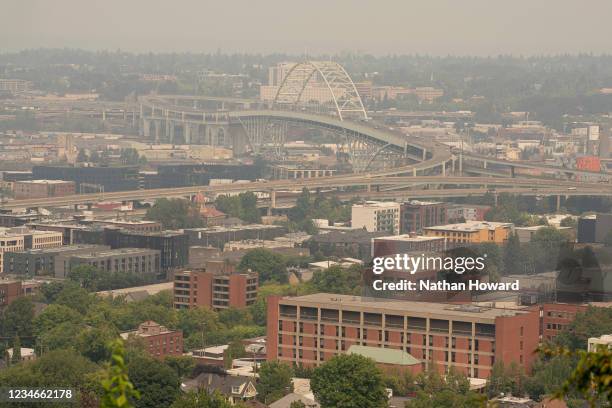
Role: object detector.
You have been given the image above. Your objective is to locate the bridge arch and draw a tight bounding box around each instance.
[273,61,368,121]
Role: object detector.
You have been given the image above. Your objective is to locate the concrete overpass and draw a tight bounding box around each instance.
[1,175,608,210]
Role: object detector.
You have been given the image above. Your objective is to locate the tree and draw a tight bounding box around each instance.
[554,306,612,350]
[127,355,181,408]
[0,348,99,389]
[560,216,577,228]
[487,361,526,398]
[310,265,361,295]
[503,231,522,274]
[310,354,388,408]
[77,148,89,162]
[530,227,570,272]
[11,336,21,365]
[100,339,141,408]
[68,264,103,291]
[164,355,196,379]
[119,148,142,165]
[289,401,306,408]
[33,303,84,335]
[223,340,246,369]
[78,324,120,363]
[540,345,612,407]
[55,283,93,314]
[215,192,261,223]
[170,389,233,408]
[90,150,101,163]
[256,361,294,404]
[523,354,576,401]
[145,198,204,229]
[1,296,35,341]
[238,248,287,283]
[406,369,484,408]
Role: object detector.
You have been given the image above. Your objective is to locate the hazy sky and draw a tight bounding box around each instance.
[3,0,612,56]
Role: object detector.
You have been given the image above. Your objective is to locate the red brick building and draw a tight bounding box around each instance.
[173,268,258,310]
[400,201,447,234]
[540,303,588,342]
[120,321,183,359]
[13,180,75,199]
[0,279,22,307]
[267,293,540,379]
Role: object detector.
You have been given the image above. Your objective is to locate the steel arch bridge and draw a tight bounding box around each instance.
[273,61,368,121]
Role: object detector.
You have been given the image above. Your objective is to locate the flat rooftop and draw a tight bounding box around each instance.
[72,247,159,259]
[279,293,530,321]
[425,221,513,232]
[16,179,73,184]
[374,234,445,242]
[186,224,283,233]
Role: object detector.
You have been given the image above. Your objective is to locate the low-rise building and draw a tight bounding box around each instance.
[447,204,491,222]
[120,321,183,359]
[13,180,75,199]
[181,373,258,405]
[352,201,401,235]
[424,221,513,244]
[514,225,574,243]
[372,234,447,258]
[92,219,162,234]
[66,248,161,280]
[588,334,612,352]
[307,230,387,261]
[577,213,612,244]
[3,244,109,277]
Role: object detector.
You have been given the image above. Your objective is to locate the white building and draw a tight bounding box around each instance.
[588,334,612,352]
[351,201,400,235]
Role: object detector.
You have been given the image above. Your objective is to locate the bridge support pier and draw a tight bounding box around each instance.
[442,162,446,177]
[271,190,276,209]
[494,192,499,207]
[459,153,463,175]
[556,195,561,212]
[483,160,488,169]
[413,167,417,177]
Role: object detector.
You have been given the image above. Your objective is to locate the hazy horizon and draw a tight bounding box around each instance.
[4,0,612,57]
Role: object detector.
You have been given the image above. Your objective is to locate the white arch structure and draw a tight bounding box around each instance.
[273,61,368,121]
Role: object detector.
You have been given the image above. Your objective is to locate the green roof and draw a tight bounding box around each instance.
[347,345,420,366]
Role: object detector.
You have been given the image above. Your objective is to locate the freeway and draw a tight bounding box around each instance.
[267,187,612,207]
[1,175,608,209]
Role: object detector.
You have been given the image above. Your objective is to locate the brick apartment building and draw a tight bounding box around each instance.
[173,267,258,310]
[120,321,183,359]
[267,293,540,379]
[541,303,588,342]
[400,201,447,234]
[0,279,22,306]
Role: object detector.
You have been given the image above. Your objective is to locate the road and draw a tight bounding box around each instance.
[1,175,607,209]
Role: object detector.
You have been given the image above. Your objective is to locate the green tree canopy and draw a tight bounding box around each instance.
[310,354,388,408]
[127,355,181,408]
[238,248,288,283]
[256,361,294,404]
[145,198,204,229]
